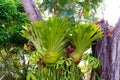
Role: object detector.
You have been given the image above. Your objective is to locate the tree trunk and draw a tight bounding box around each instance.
[21,0,43,22]
[91,18,120,80]
[111,18,120,80]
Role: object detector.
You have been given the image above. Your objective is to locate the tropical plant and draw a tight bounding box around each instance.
[78,53,102,80]
[82,53,100,69]
[23,16,71,64]
[27,57,83,80]
[70,23,103,64]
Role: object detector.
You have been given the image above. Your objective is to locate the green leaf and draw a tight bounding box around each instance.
[23,16,72,64]
[70,23,103,62]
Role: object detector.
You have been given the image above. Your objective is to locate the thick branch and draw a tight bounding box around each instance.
[21,0,43,22]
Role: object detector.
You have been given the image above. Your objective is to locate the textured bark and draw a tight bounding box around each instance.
[111,18,120,80]
[91,18,120,80]
[21,0,42,22]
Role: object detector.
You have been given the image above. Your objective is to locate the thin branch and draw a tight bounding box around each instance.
[78,7,84,19]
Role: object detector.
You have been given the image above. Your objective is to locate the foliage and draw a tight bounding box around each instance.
[0,0,29,48]
[0,47,29,80]
[0,0,104,79]
[35,0,102,21]
[0,0,29,79]
[81,53,104,80]
[78,53,103,80]
[69,23,103,63]
[82,53,100,69]
[71,23,103,54]
[22,16,103,79]
[27,57,83,80]
[23,16,72,64]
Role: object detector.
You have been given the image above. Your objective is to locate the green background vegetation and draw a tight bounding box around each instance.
[0,0,103,80]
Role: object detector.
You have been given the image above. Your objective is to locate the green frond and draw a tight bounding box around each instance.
[71,23,103,54]
[23,16,72,64]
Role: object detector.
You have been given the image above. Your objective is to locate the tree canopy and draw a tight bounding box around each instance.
[35,0,102,22]
[0,0,29,48]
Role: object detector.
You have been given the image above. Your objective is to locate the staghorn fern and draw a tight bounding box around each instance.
[23,16,71,64]
[70,23,103,64]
